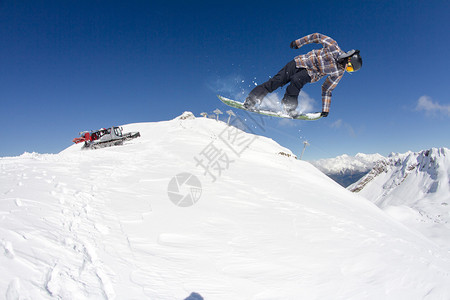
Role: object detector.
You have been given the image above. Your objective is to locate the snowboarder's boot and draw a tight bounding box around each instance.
[282,95,298,117]
[243,96,260,110]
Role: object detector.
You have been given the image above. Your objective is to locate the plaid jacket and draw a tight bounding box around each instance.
[294,33,346,112]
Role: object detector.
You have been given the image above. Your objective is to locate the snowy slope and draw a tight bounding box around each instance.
[310,153,385,187]
[1,113,450,299]
[349,148,450,250]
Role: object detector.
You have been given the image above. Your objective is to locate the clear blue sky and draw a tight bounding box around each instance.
[1,0,449,160]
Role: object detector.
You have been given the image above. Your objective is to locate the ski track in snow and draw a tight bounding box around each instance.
[0,158,117,299]
[1,113,450,299]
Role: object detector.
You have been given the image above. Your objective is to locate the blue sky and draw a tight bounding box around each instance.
[1,0,449,160]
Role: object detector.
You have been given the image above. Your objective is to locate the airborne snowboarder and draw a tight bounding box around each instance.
[243,33,363,117]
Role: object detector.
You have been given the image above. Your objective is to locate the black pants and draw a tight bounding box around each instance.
[248,60,311,110]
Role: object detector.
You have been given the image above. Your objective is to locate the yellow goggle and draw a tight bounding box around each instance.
[346,58,355,72]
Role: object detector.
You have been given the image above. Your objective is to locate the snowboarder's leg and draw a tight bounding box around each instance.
[245,60,297,109]
[282,68,311,115]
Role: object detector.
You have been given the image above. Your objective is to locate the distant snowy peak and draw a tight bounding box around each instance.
[310,153,385,174]
[349,147,450,197]
[310,153,385,188]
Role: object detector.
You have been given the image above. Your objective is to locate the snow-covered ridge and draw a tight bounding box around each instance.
[310,153,385,187]
[1,113,450,299]
[310,153,385,174]
[349,147,449,196]
[349,147,450,249]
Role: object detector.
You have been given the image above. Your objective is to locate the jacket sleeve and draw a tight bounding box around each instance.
[295,33,338,49]
[321,73,344,113]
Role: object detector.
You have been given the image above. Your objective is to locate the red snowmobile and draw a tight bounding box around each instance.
[72,127,140,149]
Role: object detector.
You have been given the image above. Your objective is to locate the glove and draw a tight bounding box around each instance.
[290,40,298,49]
[321,111,329,117]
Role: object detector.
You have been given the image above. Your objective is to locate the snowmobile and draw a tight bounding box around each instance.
[72,126,140,150]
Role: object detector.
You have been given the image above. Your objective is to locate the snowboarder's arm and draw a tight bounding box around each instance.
[293,33,339,50]
[321,73,343,113]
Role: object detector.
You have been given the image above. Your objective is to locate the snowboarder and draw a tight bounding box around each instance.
[243,33,362,117]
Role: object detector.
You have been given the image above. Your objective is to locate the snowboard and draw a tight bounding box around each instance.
[217,95,322,121]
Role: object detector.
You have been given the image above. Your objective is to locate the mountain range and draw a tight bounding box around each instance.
[310,153,385,187]
[349,147,450,249]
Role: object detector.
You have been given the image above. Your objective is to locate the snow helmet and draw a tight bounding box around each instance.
[347,50,362,72]
[338,50,362,72]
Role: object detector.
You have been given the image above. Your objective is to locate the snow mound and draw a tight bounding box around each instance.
[1,116,450,299]
[175,111,196,120]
